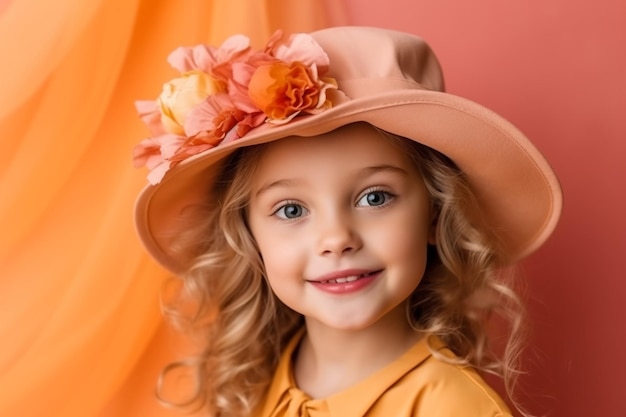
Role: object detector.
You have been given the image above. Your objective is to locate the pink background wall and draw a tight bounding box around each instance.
[342,0,625,415]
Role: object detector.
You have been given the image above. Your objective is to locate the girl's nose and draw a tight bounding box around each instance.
[315,212,363,257]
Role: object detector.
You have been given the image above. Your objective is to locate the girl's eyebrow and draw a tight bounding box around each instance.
[254,179,301,198]
[361,164,409,177]
[254,165,409,198]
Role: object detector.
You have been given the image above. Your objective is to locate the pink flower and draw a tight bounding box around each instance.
[168,136,215,163]
[185,94,265,142]
[135,100,167,136]
[167,35,252,74]
[133,137,162,170]
[132,133,186,184]
[270,33,330,73]
[228,111,267,141]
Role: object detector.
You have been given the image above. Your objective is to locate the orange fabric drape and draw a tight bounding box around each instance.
[0,1,346,416]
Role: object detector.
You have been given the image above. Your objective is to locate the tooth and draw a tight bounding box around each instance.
[322,275,364,284]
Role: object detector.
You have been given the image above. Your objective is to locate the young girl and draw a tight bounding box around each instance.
[133,27,562,417]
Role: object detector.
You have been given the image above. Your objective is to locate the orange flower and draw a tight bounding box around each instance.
[248,61,336,123]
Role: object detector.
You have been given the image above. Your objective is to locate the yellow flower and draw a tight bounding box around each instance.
[157,71,226,135]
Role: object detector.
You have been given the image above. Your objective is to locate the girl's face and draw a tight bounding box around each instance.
[247,123,435,332]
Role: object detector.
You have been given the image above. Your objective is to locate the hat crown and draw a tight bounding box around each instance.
[311,27,445,98]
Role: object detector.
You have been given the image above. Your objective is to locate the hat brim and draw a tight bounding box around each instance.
[135,88,562,274]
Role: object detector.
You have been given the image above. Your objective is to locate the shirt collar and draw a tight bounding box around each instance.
[259,328,443,417]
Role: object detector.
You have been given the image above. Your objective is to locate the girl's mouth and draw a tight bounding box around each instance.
[318,271,378,284]
[308,270,382,294]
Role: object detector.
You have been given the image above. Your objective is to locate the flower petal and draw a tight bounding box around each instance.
[146,161,173,185]
[264,29,284,52]
[158,134,187,159]
[167,35,251,74]
[227,60,270,113]
[184,94,229,137]
[135,100,167,136]
[272,33,330,71]
[132,137,163,169]
[169,142,214,162]
[234,112,266,138]
[216,34,252,62]
[167,45,215,73]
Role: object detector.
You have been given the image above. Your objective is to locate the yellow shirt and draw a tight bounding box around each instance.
[257,330,512,417]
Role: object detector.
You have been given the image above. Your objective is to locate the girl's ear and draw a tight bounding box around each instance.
[427,213,438,245]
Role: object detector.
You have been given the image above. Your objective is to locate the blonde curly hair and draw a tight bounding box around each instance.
[158,123,527,416]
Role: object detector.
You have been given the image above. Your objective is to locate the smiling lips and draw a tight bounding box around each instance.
[308,270,382,294]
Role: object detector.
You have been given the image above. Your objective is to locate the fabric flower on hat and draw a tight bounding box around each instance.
[133,31,341,184]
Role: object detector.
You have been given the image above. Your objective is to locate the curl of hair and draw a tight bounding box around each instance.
[379,129,529,417]
[158,146,302,416]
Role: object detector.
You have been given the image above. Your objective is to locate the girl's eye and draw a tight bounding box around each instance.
[274,203,308,220]
[357,190,392,207]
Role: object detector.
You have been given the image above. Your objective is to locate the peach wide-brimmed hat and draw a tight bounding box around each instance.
[133,26,562,274]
